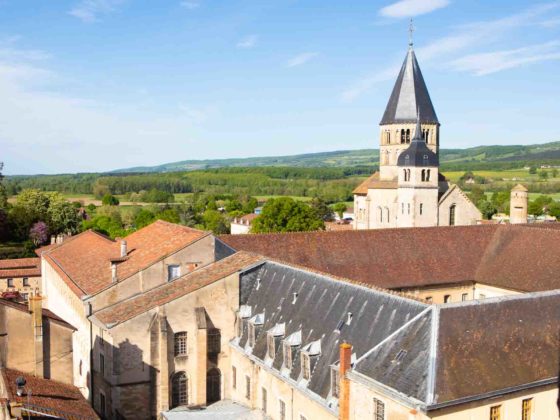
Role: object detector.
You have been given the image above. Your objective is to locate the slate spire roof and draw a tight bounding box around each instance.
[380,47,439,125]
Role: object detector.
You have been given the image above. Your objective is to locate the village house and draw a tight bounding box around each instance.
[0,257,41,302]
[230,214,258,235]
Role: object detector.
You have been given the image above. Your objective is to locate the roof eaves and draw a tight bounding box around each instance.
[425,305,439,405]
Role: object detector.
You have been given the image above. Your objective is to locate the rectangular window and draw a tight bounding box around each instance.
[522,398,532,420]
[99,353,105,375]
[100,392,106,416]
[331,367,340,398]
[401,203,404,214]
[23,277,29,287]
[283,342,292,369]
[22,293,29,301]
[279,399,286,420]
[425,296,433,303]
[267,334,275,359]
[261,387,267,413]
[373,398,385,420]
[444,295,451,303]
[302,353,311,380]
[167,264,181,281]
[245,375,251,400]
[7,278,13,288]
[232,366,236,389]
[462,293,468,301]
[419,203,423,215]
[490,405,501,420]
[248,323,256,347]
[407,203,411,214]
[174,332,187,357]
[207,329,221,354]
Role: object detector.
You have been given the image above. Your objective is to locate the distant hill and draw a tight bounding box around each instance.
[113,141,560,173]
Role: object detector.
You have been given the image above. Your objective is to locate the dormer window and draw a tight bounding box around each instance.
[282,330,302,370]
[248,323,256,347]
[168,265,180,281]
[330,366,340,398]
[301,353,311,380]
[248,313,264,347]
[283,341,292,368]
[267,334,276,359]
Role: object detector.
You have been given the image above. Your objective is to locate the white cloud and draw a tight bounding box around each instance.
[68,0,125,23]
[379,0,450,18]
[343,2,560,101]
[286,52,319,68]
[180,1,199,10]
[540,17,560,27]
[236,35,258,49]
[449,41,560,75]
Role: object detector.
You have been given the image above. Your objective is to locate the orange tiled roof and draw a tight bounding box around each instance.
[0,258,41,278]
[94,251,263,327]
[352,172,398,194]
[44,221,209,297]
[1,368,99,419]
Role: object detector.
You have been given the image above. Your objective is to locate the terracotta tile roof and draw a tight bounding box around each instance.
[220,224,560,292]
[0,258,41,279]
[1,368,99,419]
[34,243,57,256]
[352,172,398,194]
[0,298,76,330]
[43,221,209,298]
[512,183,528,192]
[94,251,263,327]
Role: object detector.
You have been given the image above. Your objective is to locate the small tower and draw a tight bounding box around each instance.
[396,113,439,228]
[379,22,440,180]
[510,184,528,224]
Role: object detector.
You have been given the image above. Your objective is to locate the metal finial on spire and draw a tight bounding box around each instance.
[408,18,415,48]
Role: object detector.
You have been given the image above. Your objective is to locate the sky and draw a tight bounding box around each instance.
[1,0,559,175]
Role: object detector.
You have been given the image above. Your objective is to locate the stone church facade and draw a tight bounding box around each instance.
[354,44,481,230]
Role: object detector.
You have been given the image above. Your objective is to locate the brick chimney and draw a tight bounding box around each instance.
[29,294,44,378]
[339,342,352,420]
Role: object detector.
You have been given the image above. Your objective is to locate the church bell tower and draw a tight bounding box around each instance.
[379,21,440,180]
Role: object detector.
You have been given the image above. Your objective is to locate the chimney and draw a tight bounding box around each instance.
[50,235,56,245]
[338,342,352,420]
[29,294,44,378]
[111,263,117,283]
[120,240,127,257]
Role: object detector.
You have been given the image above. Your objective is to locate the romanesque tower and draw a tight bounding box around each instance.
[379,35,440,180]
[510,184,528,224]
[396,114,439,227]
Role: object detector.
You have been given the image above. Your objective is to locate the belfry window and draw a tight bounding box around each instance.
[421,169,426,182]
[426,169,431,181]
[406,129,411,143]
[400,129,406,144]
[174,332,187,357]
[420,203,423,215]
[425,129,430,143]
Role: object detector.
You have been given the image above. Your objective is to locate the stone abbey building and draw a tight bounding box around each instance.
[353,43,481,229]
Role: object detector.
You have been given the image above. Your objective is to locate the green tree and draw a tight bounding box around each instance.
[310,197,334,221]
[82,215,127,238]
[0,162,7,209]
[468,186,486,206]
[333,202,347,219]
[477,200,497,220]
[102,194,120,206]
[538,171,548,180]
[156,208,181,224]
[528,166,537,175]
[48,198,82,234]
[202,210,230,234]
[552,168,558,178]
[135,209,156,229]
[548,201,560,219]
[225,199,243,214]
[251,197,324,233]
[528,195,553,216]
[241,196,259,214]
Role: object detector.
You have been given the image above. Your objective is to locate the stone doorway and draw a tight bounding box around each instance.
[206,368,221,404]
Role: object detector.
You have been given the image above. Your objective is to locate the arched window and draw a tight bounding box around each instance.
[172,372,188,407]
[385,208,390,223]
[406,129,411,143]
[420,203,423,215]
[379,207,383,223]
[421,169,425,182]
[449,204,456,226]
[400,129,405,144]
[426,169,431,181]
[387,132,391,143]
[403,169,407,181]
[425,129,430,143]
[407,203,411,215]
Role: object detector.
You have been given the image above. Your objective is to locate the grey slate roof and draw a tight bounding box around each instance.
[397,116,439,167]
[380,48,439,125]
[235,261,429,402]
[354,290,560,409]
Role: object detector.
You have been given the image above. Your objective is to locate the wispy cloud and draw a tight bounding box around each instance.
[540,17,560,27]
[68,0,125,23]
[343,2,560,101]
[180,1,199,10]
[286,52,319,68]
[449,40,560,75]
[379,0,450,18]
[236,35,258,49]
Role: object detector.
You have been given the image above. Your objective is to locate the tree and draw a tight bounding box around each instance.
[468,186,486,206]
[548,201,560,219]
[202,210,229,234]
[135,209,156,229]
[477,200,497,220]
[102,194,120,206]
[0,162,7,209]
[310,197,334,221]
[92,181,111,199]
[528,195,553,216]
[528,166,537,175]
[251,197,324,233]
[29,221,49,246]
[47,199,82,234]
[538,171,548,180]
[333,202,347,220]
[552,168,558,178]
[225,199,243,214]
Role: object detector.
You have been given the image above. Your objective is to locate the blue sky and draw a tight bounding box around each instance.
[1,0,559,174]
